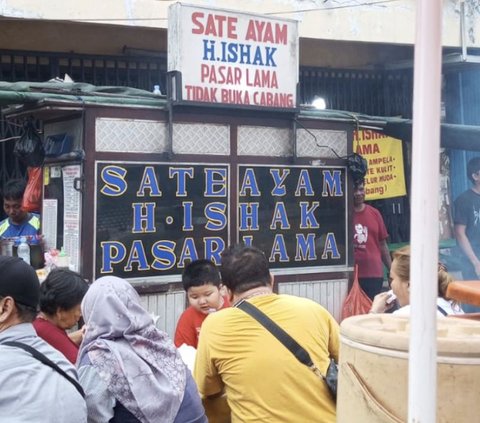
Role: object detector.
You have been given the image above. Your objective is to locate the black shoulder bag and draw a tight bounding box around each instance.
[235,299,338,400]
[3,341,85,398]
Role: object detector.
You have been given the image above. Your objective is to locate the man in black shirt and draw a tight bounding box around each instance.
[454,157,480,297]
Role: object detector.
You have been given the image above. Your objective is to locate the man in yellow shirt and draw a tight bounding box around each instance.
[194,244,339,423]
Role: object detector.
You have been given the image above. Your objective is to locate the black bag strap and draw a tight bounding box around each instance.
[3,341,85,398]
[236,299,315,369]
[437,305,448,316]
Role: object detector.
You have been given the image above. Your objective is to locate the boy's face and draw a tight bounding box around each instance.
[187,284,223,315]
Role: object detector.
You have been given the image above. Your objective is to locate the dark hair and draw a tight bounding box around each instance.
[353,178,365,189]
[16,301,38,322]
[2,179,26,201]
[39,269,88,315]
[467,157,480,183]
[220,244,270,294]
[0,295,37,323]
[182,259,221,291]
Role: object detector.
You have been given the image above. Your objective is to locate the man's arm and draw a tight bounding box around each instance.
[455,224,480,278]
[327,314,340,363]
[380,240,392,272]
[193,321,224,398]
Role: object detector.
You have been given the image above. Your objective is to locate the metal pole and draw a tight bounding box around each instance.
[408,1,442,422]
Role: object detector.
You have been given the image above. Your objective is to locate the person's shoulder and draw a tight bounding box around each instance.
[2,333,74,368]
[200,305,237,328]
[30,335,77,367]
[364,203,382,215]
[0,216,9,229]
[276,294,329,312]
[393,305,411,316]
[28,213,41,228]
[456,189,478,203]
[355,204,381,217]
[275,295,336,324]
[32,317,43,331]
[178,304,201,320]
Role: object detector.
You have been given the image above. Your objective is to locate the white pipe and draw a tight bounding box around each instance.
[408,1,443,422]
[460,0,467,61]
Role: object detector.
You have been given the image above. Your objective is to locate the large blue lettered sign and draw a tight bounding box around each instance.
[95,162,347,279]
[237,165,347,268]
[95,162,229,279]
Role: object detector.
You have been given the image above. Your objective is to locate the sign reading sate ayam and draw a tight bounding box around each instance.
[168,3,299,109]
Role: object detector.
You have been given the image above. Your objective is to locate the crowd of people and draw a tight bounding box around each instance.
[1,241,467,422]
[1,159,479,422]
[0,256,208,423]
[0,244,341,423]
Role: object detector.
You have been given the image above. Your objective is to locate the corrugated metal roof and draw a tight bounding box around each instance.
[1,81,479,151]
[0,81,384,125]
[0,81,167,108]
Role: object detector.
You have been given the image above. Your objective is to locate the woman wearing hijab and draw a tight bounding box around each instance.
[77,276,207,423]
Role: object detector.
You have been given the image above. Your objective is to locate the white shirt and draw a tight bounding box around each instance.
[393,297,465,317]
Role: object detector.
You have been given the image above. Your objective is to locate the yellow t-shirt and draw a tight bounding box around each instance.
[194,294,339,423]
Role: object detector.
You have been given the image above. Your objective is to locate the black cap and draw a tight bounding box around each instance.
[0,256,39,309]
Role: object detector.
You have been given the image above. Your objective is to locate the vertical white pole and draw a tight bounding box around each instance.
[408,1,442,422]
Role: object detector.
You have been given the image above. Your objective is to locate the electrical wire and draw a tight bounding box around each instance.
[265,0,402,15]
[0,0,403,22]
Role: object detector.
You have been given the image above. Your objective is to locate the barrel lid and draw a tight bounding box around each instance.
[340,314,480,356]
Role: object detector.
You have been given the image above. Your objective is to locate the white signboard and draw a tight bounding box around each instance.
[42,199,58,250]
[168,3,299,109]
[62,165,82,272]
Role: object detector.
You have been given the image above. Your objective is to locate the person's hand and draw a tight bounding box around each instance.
[68,325,86,346]
[370,292,395,314]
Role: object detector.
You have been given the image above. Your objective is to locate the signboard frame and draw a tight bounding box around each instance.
[236,163,349,274]
[168,3,300,112]
[93,160,349,283]
[93,160,231,283]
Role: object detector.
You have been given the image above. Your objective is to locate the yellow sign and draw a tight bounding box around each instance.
[353,130,406,200]
[43,166,50,186]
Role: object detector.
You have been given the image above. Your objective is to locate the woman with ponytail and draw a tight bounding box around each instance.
[370,245,464,316]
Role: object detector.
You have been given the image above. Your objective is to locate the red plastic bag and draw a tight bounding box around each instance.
[341,265,372,321]
[22,167,43,212]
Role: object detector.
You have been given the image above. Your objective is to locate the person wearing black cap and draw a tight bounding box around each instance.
[0,256,87,423]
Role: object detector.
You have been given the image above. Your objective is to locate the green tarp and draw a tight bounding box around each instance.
[0,81,167,107]
[0,81,479,151]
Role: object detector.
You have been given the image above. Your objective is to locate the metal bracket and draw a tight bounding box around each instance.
[73,176,84,192]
